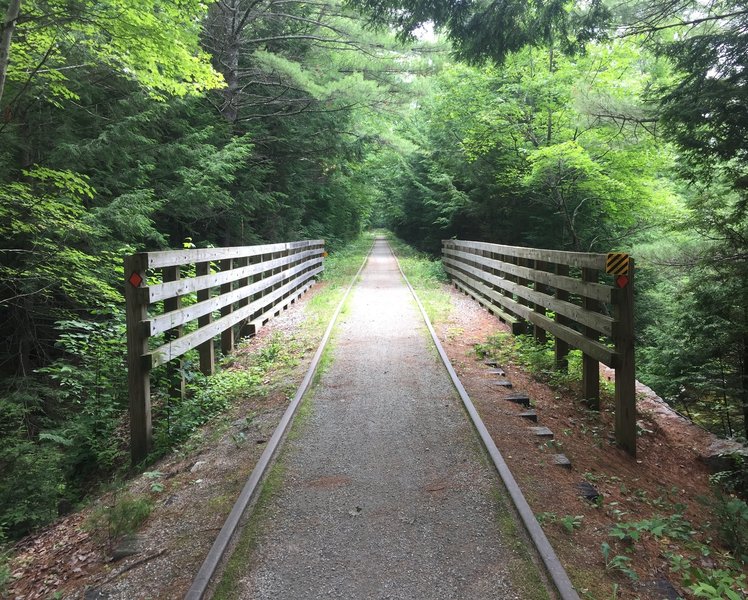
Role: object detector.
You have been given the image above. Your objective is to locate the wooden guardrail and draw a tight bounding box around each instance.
[124,240,325,463]
[442,240,636,456]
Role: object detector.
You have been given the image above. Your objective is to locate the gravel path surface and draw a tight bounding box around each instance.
[230,238,545,599]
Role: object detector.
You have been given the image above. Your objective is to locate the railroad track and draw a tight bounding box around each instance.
[185,238,579,600]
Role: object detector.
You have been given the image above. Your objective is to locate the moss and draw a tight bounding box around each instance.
[491,486,552,600]
[212,461,287,600]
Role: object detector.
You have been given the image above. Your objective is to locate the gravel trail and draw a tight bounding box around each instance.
[229,238,545,599]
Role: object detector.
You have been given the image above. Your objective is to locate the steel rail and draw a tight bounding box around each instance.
[389,241,581,600]
[184,242,374,599]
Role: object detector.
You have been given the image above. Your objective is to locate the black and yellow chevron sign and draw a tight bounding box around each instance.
[606,253,630,276]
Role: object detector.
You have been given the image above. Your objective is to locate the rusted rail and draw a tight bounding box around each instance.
[124,240,325,463]
[442,239,636,456]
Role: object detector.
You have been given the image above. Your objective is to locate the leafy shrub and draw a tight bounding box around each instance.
[153,366,263,451]
[685,568,747,600]
[712,494,748,563]
[0,386,67,539]
[37,312,129,479]
[608,513,694,543]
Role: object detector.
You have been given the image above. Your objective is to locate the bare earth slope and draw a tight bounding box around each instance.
[224,238,548,599]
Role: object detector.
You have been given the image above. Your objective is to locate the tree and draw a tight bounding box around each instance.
[0,0,224,110]
[348,0,610,63]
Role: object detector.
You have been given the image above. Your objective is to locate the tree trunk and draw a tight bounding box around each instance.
[546,40,554,144]
[206,0,241,125]
[0,0,22,109]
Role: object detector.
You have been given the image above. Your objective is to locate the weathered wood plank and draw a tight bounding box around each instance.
[162,266,185,401]
[144,248,323,303]
[141,239,324,269]
[443,256,615,337]
[443,239,606,270]
[125,253,151,464]
[443,247,613,303]
[220,258,234,355]
[614,259,636,457]
[196,261,215,376]
[445,265,616,366]
[146,258,323,336]
[148,267,322,367]
[582,267,601,409]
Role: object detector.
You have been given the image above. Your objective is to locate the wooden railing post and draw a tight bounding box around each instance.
[125,254,151,464]
[554,263,570,371]
[237,256,254,339]
[220,258,234,355]
[582,267,600,410]
[533,260,548,344]
[163,266,185,402]
[196,261,215,375]
[614,258,636,456]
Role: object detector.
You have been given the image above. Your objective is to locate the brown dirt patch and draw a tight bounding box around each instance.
[304,475,352,489]
[436,283,736,600]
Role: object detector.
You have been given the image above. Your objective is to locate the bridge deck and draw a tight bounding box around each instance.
[222,238,548,599]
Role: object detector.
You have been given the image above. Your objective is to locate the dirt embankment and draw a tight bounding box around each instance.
[438,284,744,600]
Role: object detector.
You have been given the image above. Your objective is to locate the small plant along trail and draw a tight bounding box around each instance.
[215,238,548,599]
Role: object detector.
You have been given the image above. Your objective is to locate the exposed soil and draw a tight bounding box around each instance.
[436,283,740,600]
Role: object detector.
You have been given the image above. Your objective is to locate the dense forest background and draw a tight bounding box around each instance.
[1,0,746,542]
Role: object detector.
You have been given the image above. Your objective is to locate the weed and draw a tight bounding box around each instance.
[559,515,584,533]
[608,513,694,543]
[231,431,247,447]
[0,549,10,595]
[680,566,747,600]
[86,493,152,542]
[710,492,748,562]
[601,542,638,580]
[536,512,583,533]
[536,511,557,525]
[143,471,165,493]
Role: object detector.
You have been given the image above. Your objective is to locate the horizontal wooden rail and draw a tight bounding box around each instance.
[125,240,324,463]
[443,239,636,456]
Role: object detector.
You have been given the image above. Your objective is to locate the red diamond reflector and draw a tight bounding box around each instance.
[128,271,144,288]
[616,275,629,288]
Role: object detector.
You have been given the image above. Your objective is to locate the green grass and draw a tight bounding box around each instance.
[475,331,614,397]
[385,234,452,324]
[304,231,374,328]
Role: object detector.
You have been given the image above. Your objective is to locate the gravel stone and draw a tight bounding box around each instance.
[230,240,544,599]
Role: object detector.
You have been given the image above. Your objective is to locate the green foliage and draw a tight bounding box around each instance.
[608,514,694,543]
[86,494,152,542]
[0,413,65,538]
[2,0,224,107]
[0,541,9,596]
[535,512,583,533]
[685,568,747,600]
[600,542,638,580]
[37,314,129,474]
[349,0,610,64]
[711,494,748,562]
